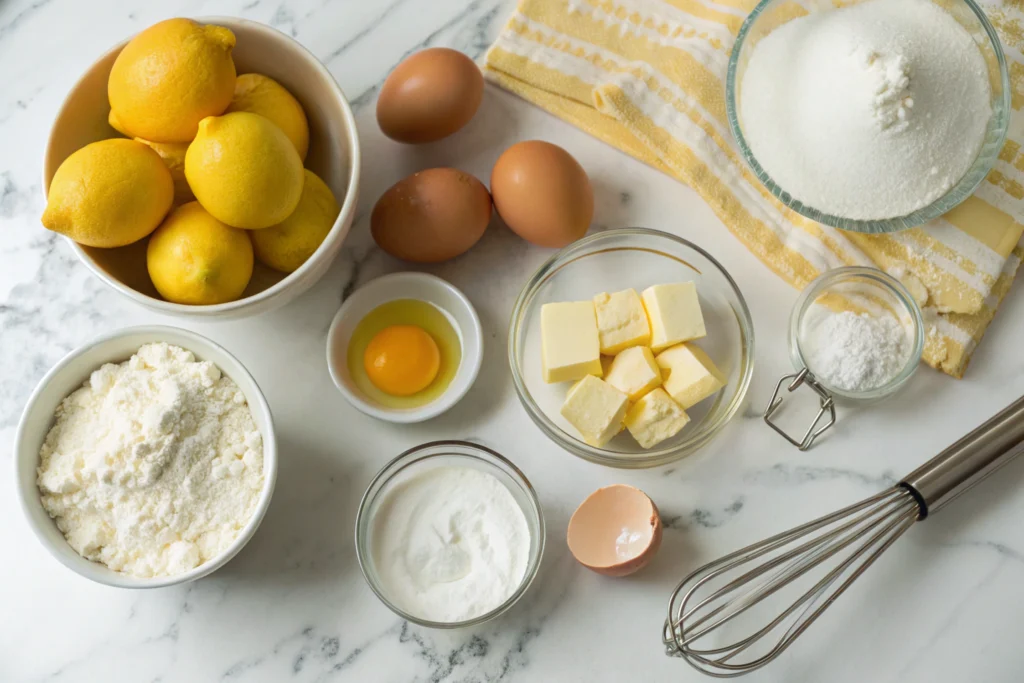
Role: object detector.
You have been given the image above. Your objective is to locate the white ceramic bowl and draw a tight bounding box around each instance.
[326,273,484,423]
[42,17,361,319]
[14,326,278,588]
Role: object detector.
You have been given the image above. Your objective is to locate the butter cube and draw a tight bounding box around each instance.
[593,289,651,354]
[541,301,602,383]
[656,343,725,409]
[604,346,662,401]
[602,355,625,436]
[560,375,629,447]
[642,282,706,351]
[624,388,691,449]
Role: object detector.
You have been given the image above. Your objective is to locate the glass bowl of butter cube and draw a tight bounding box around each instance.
[509,228,755,468]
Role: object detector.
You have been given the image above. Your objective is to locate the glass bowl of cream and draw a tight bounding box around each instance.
[354,441,545,628]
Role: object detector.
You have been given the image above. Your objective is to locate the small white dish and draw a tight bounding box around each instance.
[14,326,278,588]
[327,272,483,423]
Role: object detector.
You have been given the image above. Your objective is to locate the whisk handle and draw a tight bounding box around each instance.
[902,395,1024,517]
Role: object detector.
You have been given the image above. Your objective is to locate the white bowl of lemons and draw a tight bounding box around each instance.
[42,17,360,319]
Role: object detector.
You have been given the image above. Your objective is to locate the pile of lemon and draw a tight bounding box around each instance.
[42,18,341,305]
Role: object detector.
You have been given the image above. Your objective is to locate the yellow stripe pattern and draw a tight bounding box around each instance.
[485,0,1024,377]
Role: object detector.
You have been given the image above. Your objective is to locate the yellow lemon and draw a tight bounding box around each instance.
[147,202,253,305]
[185,111,304,229]
[108,18,236,143]
[226,73,310,160]
[108,114,132,138]
[135,139,194,205]
[42,138,173,248]
[250,170,340,272]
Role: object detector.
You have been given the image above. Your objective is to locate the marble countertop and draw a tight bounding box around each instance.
[4,1,1024,681]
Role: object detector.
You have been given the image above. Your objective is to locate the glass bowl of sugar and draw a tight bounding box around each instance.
[790,267,925,402]
[726,0,1010,233]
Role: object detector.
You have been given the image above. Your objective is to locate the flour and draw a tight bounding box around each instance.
[370,466,530,623]
[37,343,264,578]
[740,0,991,220]
[804,308,911,392]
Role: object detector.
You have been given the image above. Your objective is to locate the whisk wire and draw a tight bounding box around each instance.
[676,488,912,645]
[666,487,905,633]
[760,503,918,661]
[665,487,921,678]
[679,499,915,671]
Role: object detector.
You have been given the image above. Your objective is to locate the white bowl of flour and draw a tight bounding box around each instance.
[728,0,1010,232]
[14,326,277,588]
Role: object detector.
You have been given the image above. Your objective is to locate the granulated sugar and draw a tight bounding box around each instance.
[804,309,911,392]
[740,0,991,220]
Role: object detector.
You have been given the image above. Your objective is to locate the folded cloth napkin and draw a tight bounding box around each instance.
[484,0,1024,378]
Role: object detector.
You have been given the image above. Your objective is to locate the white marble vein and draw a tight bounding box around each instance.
[3,0,1024,681]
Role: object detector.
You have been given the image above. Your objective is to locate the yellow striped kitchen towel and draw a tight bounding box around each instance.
[484,0,1024,378]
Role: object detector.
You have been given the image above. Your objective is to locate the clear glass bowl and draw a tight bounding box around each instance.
[726,0,1010,234]
[354,441,545,628]
[509,228,755,469]
[790,267,924,401]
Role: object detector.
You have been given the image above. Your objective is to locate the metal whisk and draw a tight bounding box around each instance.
[664,395,1024,677]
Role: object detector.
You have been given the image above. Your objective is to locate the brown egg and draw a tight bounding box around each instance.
[371,168,492,263]
[490,140,594,248]
[567,484,663,577]
[376,48,484,144]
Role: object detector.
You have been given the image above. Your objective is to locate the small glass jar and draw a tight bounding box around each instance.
[354,441,545,628]
[764,267,924,450]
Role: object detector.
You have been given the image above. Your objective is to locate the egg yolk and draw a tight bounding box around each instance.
[363,325,441,396]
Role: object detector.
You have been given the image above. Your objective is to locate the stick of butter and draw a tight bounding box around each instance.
[656,343,725,409]
[604,346,662,401]
[624,388,691,449]
[541,301,603,383]
[560,375,629,447]
[642,282,706,351]
[593,288,651,355]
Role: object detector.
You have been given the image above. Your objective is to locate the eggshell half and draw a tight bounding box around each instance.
[567,484,662,577]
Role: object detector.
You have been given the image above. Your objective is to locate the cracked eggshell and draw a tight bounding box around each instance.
[567,484,663,577]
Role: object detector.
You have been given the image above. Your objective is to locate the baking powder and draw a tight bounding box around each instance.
[370,466,530,622]
[803,308,911,392]
[37,343,264,578]
[740,0,991,219]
